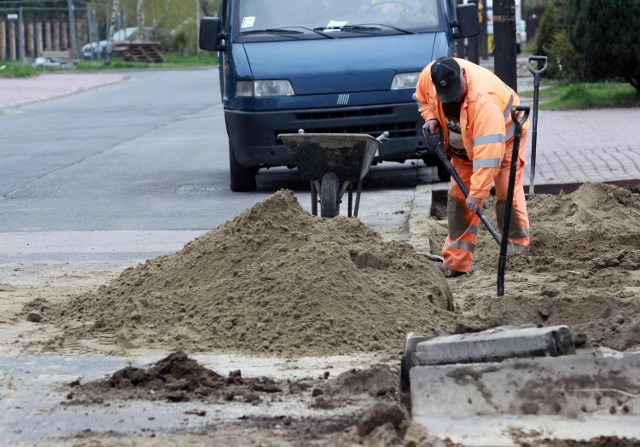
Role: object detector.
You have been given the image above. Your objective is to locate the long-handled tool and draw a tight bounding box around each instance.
[527,55,547,196]
[497,105,530,297]
[422,130,502,246]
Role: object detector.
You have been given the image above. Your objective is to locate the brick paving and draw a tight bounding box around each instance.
[529,107,640,185]
[1,70,638,186]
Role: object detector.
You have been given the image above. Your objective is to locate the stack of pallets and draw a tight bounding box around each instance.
[113,41,165,63]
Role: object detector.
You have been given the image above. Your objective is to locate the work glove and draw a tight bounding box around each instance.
[422,119,441,135]
[466,196,483,213]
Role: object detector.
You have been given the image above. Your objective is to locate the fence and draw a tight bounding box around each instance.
[0,3,107,62]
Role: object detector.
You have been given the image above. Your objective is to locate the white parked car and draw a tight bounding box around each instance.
[82,27,152,59]
[516,20,527,53]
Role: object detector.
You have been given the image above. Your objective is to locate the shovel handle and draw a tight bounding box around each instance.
[527,55,548,75]
[528,56,548,87]
[423,130,502,246]
[512,105,530,129]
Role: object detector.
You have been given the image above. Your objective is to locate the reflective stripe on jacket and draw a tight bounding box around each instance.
[415,57,529,199]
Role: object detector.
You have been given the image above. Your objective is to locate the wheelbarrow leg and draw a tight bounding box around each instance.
[347,183,353,217]
[310,180,318,216]
[353,179,364,217]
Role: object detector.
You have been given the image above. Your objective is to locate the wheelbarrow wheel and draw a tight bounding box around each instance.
[320,172,340,218]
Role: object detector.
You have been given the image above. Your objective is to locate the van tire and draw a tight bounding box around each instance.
[229,142,257,192]
[320,172,340,218]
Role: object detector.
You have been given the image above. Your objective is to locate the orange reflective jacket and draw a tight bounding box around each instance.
[415,57,529,199]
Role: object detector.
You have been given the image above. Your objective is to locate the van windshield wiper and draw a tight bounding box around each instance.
[240,28,304,38]
[315,23,414,34]
[242,26,335,39]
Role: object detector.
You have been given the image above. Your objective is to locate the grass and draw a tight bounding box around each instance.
[0,52,217,78]
[74,52,217,71]
[0,62,40,77]
[521,81,640,110]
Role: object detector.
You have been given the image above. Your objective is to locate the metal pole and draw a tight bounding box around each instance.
[67,0,79,61]
[493,0,517,92]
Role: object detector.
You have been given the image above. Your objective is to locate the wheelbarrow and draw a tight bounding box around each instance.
[278,131,389,218]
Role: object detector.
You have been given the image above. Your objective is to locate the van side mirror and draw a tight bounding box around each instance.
[454,3,480,39]
[199,17,225,52]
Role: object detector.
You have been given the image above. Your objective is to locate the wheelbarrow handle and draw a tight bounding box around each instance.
[376,131,390,143]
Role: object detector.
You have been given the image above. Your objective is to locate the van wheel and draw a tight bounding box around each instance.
[436,160,451,182]
[229,142,257,192]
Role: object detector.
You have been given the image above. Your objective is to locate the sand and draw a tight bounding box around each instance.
[15,183,640,358]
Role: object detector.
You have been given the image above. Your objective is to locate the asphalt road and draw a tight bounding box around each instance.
[0,68,438,277]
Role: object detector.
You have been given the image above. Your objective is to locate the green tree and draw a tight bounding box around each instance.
[565,0,640,92]
[533,0,560,56]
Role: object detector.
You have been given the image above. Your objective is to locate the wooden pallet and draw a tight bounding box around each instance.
[113,41,165,63]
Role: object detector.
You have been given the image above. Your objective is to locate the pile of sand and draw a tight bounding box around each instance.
[448,182,640,351]
[45,190,454,356]
[29,182,640,356]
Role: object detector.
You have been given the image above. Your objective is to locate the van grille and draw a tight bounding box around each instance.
[297,107,393,120]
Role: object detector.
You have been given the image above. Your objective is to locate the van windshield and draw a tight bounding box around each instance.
[235,0,443,41]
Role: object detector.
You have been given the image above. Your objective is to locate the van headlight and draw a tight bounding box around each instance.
[236,80,295,97]
[391,72,420,90]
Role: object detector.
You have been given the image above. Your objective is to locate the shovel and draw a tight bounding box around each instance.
[527,55,548,196]
[497,105,530,297]
[422,129,502,246]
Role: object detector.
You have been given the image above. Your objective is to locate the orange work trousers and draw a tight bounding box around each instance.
[443,131,530,273]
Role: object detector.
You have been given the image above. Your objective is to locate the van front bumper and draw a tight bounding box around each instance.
[225,102,430,167]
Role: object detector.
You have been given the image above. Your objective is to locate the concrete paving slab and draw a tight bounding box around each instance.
[410,352,640,417]
[412,414,640,446]
[414,325,575,366]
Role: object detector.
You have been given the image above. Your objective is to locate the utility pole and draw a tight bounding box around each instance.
[493,0,517,92]
[67,0,79,61]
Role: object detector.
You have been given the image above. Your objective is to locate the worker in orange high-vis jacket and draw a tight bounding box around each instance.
[415,56,530,277]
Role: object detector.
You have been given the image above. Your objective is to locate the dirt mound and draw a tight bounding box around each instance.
[44,189,453,357]
[64,351,285,404]
[448,182,640,351]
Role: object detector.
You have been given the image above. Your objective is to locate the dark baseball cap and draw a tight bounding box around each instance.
[430,57,462,103]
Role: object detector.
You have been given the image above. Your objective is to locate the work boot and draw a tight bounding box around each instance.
[438,264,465,278]
[444,269,465,278]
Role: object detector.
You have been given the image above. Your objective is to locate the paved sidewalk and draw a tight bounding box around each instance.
[529,107,640,187]
[0,72,125,109]
[1,71,638,187]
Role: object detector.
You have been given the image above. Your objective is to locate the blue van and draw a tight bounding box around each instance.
[199,0,479,191]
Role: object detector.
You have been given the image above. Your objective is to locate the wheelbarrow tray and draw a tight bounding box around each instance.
[278,133,380,182]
